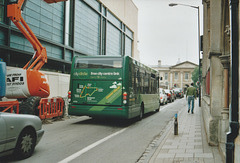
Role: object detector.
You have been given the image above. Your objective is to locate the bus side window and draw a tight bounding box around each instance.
[144,72,148,94]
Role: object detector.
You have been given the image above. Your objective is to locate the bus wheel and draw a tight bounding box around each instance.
[156,101,160,112]
[138,104,144,121]
[19,96,41,115]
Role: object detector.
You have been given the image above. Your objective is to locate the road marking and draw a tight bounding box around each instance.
[58,127,128,163]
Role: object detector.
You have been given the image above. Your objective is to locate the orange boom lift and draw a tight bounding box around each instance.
[0,0,67,119]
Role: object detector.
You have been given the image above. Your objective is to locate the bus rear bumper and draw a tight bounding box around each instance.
[68,105,129,119]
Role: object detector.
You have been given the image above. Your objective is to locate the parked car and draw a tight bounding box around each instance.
[159,88,168,105]
[172,90,177,100]
[164,89,174,103]
[0,112,44,159]
[173,88,184,98]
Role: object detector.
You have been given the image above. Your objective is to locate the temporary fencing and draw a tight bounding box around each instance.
[38,97,64,120]
[0,101,19,114]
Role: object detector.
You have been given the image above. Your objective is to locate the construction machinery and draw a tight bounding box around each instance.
[0,0,68,119]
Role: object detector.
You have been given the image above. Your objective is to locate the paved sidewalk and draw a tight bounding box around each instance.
[149,101,223,163]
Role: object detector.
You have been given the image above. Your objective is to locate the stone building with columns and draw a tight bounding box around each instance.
[151,60,197,91]
[201,0,240,162]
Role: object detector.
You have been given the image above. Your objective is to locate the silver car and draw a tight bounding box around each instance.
[0,112,44,159]
[159,88,168,105]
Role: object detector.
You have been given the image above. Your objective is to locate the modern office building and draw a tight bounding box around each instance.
[0,0,138,73]
[0,0,138,97]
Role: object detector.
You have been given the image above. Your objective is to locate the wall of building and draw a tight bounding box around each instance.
[100,0,139,60]
[235,1,240,161]
[201,0,234,161]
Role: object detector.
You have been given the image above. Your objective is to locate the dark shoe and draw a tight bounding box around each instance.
[188,109,190,113]
[191,111,194,114]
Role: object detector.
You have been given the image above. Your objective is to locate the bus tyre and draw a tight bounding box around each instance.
[19,96,41,115]
[14,128,36,159]
[156,101,160,112]
[138,104,144,121]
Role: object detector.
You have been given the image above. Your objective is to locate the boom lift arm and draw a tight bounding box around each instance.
[5,0,67,99]
[7,0,67,71]
[0,0,67,118]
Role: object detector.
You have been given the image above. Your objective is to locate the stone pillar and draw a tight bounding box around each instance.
[220,55,230,109]
[180,72,183,88]
[170,72,173,88]
[219,55,230,156]
[206,0,223,146]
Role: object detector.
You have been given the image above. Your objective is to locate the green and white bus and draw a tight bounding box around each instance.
[68,56,160,120]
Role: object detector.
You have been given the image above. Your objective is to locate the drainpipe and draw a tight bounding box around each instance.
[226,0,239,162]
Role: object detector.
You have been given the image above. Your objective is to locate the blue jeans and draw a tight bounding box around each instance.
[188,96,195,112]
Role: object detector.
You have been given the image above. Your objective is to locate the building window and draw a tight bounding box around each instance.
[174,72,178,80]
[0,1,4,23]
[165,73,168,80]
[106,22,121,56]
[125,36,132,56]
[74,0,101,55]
[185,73,189,80]
[107,10,121,28]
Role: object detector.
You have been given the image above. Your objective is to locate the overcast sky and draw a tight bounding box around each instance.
[132,0,203,66]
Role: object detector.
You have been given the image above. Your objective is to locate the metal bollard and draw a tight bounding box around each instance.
[174,113,178,135]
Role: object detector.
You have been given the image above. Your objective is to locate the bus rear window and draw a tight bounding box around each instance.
[74,58,122,69]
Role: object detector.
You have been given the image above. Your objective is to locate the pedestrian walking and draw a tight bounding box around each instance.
[186,82,197,114]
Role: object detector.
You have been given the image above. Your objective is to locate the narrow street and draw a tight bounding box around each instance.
[2,99,187,163]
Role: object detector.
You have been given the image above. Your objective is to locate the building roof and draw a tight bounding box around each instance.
[170,61,198,69]
[150,61,198,69]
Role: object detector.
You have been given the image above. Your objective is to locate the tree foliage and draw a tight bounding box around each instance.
[192,67,202,87]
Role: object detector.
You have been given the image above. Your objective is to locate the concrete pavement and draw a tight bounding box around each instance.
[149,100,223,163]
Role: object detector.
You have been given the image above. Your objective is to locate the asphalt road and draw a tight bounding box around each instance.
[1,98,187,163]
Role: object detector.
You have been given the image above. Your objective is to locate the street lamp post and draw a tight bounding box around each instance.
[169,3,201,107]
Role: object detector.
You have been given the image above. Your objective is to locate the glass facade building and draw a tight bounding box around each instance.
[0,0,134,73]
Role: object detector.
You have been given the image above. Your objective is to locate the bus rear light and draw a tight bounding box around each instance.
[123,92,127,104]
[117,108,123,110]
[71,106,76,108]
[68,91,71,99]
[123,92,127,99]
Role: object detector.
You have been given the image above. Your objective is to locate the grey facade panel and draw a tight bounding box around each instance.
[0,28,6,46]
[125,36,132,56]
[74,0,100,56]
[106,22,121,56]
[65,49,72,62]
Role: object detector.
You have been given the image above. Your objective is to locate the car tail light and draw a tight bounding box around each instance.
[123,92,127,104]
[68,91,71,99]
